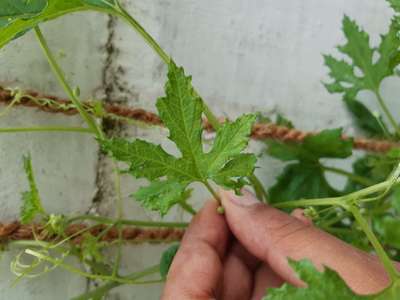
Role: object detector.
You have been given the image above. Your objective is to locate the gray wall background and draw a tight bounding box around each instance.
[0,0,398,299]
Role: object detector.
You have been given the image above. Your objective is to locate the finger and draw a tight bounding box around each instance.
[291,208,313,225]
[221,189,398,295]
[251,264,284,300]
[221,243,259,300]
[162,200,229,300]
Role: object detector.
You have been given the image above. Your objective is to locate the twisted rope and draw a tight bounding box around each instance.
[0,222,184,243]
[0,86,398,152]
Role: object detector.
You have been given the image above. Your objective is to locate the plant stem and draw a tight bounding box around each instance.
[179,201,197,215]
[274,197,344,209]
[34,26,104,139]
[203,181,222,205]
[349,205,399,281]
[322,165,374,186]
[116,6,170,64]
[71,265,160,300]
[0,127,94,134]
[67,215,189,228]
[375,90,400,137]
[275,178,400,209]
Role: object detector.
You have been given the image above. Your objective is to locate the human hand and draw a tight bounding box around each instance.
[162,190,400,300]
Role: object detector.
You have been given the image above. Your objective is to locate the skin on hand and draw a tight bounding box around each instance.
[162,190,400,300]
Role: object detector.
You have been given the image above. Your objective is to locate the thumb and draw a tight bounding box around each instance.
[220,189,393,295]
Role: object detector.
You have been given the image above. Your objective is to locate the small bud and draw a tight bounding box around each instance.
[217,206,225,214]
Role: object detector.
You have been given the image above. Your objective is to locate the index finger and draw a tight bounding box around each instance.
[162,200,229,300]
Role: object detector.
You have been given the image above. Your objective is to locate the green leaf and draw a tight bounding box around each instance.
[343,95,387,136]
[20,155,46,224]
[267,128,353,163]
[103,61,257,215]
[263,260,370,300]
[325,16,400,95]
[0,0,48,18]
[160,244,180,279]
[133,180,188,217]
[324,15,400,136]
[0,0,120,49]
[268,164,338,203]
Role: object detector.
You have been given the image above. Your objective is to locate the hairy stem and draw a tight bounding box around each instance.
[34,26,103,139]
[179,201,197,215]
[275,178,400,209]
[349,205,399,281]
[203,181,222,205]
[375,90,400,138]
[0,127,94,134]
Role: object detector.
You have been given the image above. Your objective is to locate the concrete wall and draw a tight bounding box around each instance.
[0,0,398,299]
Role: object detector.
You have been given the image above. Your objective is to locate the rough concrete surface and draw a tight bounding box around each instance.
[0,0,399,299]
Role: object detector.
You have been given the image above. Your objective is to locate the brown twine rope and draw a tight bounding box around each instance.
[0,86,398,153]
[0,221,184,243]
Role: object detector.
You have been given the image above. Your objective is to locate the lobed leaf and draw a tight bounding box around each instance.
[324,14,400,136]
[103,61,257,215]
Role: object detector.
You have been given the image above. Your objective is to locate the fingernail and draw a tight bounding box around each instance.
[222,189,259,207]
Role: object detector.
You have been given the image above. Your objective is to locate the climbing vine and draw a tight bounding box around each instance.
[1,0,400,299]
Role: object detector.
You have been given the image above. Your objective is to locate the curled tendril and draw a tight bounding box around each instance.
[11,248,69,280]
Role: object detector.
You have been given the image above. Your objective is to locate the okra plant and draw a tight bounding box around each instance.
[1,0,400,299]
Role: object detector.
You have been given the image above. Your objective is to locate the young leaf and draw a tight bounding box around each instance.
[263,260,371,300]
[266,129,352,202]
[324,16,400,97]
[160,244,180,279]
[0,0,120,49]
[0,0,48,18]
[324,15,400,136]
[103,61,257,215]
[20,155,46,224]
